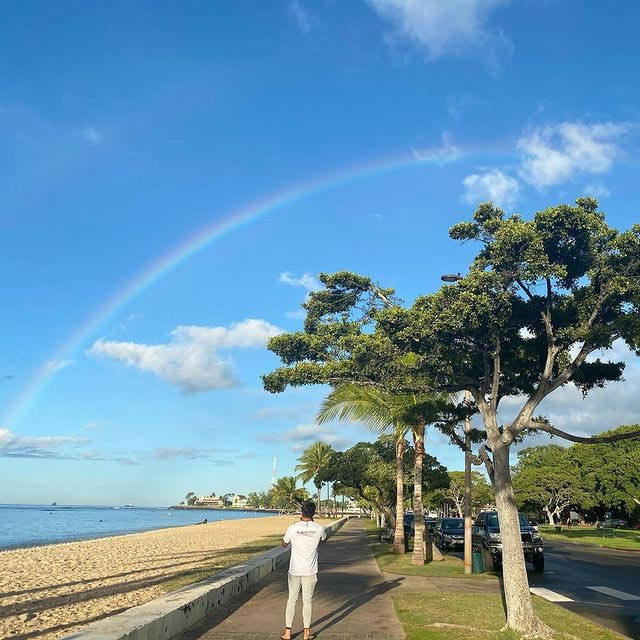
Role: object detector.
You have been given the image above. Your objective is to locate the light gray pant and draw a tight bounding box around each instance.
[285,573,318,628]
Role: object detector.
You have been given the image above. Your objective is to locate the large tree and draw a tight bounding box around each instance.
[317,385,410,555]
[318,436,448,537]
[263,199,640,637]
[317,384,449,561]
[512,445,584,524]
[436,470,494,517]
[565,424,640,520]
[271,476,309,510]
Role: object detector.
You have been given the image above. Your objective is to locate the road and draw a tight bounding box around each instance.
[529,540,640,639]
[449,539,640,638]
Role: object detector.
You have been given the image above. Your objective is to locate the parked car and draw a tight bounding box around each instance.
[403,513,415,537]
[472,510,544,572]
[434,517,465,550]
[410,516,437,538]
[602,518,627,528]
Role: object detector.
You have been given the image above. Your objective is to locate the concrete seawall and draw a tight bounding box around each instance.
[62,517,349,640]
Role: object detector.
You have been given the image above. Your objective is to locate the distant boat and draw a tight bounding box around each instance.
[123,504,134,509]
[51,502,57,506]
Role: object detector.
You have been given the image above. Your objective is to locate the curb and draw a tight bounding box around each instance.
[61,517,349,640]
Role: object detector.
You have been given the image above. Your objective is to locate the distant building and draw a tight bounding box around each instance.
[232,494,248,508]
[196,496,225,508]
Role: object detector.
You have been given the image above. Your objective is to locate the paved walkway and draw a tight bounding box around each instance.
[176,519,498,640]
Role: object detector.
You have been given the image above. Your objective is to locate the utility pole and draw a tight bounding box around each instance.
[464,389,472,575]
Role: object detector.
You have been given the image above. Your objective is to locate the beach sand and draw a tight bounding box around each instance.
[0,514,326,640]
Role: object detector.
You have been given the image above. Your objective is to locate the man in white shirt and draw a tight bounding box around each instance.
[280,501,326,640]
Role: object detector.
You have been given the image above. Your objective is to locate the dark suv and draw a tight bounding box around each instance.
[403,513,414,537]
[434,517,465,550]
[473,511,544,571]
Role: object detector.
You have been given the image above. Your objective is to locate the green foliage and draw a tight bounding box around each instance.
[512,445,585,522]
[318,436,448,516]
[270,476,309,509]
[295,441,335,488]
[512,429,640,520]
[427,471,494,515]
[564,425,640,517]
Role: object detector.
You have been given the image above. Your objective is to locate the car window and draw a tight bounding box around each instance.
[486,512,531,528]
[443,519,464,529]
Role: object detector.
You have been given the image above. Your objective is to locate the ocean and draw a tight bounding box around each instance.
[0,504,275,550]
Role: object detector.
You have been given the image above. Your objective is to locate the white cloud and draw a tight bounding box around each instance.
[0,427,88,459]
[288,0,317,33]
[253,406,309,421]
[517,121,630,189]
[257,424,353,452]
[412,132,460,164]
[43,359,75,374]
[82,421,103,432]
[498,342,640,439]
[88,319,283,393]
[81,126,104,144]
[462,169,519,208]
[152,447,234,464]
[583,183,611,198]
[285,309,307,320]
[279,272,322,293]
[366,0,511,66]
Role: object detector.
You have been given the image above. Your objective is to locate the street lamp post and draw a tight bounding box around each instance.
[441,273,473,574]
[463,390,472,575]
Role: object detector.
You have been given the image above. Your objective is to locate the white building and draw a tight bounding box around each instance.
[232,494,248,508]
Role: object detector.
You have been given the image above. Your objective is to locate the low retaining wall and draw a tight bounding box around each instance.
[62,517,348,640]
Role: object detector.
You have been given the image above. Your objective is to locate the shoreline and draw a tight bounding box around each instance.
[0,505,279,552]
[1,514,322,640]
[0,515,233,553]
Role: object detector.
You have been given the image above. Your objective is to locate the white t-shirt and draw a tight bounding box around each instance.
[283,520,326,576]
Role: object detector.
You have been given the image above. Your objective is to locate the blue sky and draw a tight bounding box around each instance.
[1,0,639,506]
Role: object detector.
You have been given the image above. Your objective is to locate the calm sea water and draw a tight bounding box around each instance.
[0,504,275,550]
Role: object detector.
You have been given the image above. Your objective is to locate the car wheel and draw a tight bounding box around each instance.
[532,554,544,572]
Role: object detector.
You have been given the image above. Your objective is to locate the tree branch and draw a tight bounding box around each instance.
[478,445,494,482]
[528,422,640,444]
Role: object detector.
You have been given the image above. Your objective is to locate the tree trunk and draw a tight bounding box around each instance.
[455,501,464,518]
[493,444,552,638]
[327,481,330,517]
[382,505,396,528]
[392,436,406,554]
[412,428,426,564]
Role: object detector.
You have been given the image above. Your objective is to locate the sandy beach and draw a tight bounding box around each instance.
[0,514,325,640]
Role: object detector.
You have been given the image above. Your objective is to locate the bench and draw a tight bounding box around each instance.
[601,526,615,538]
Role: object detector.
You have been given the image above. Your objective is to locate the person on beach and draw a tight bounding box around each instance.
[280,500,326,640]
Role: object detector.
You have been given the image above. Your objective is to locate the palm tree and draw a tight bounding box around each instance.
[318,384,451,563]
[317,385,412,555]
[271,476,309,510]
[296,442,334,515]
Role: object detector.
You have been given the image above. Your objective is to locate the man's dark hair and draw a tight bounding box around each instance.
[301,500,316,518]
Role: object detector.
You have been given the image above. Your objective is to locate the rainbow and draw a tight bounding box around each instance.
[2,146,500,428]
